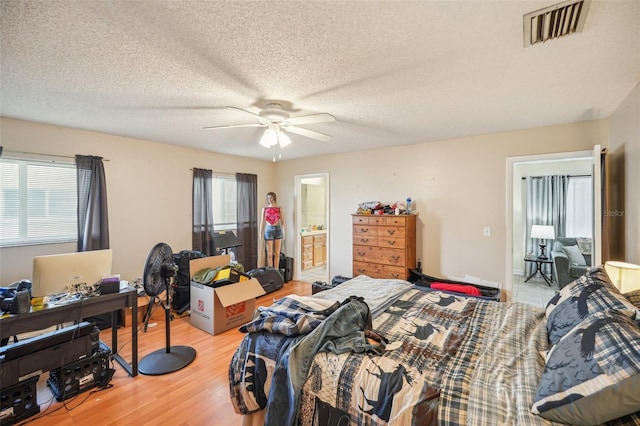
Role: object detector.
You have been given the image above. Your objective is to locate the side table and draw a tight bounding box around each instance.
[524,255,554,286]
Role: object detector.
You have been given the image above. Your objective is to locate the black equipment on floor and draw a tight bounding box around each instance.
[0,375,39,425]
[408,269,501,302]
[171,250,206,315]
[138,243,197,376]
[0,322,99,388]
[212,231,242,262]
[47,342,114,401]
[279,252,293,283]
[246,267,284,294]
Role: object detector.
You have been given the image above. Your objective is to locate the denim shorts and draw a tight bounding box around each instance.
[264,224,283,240]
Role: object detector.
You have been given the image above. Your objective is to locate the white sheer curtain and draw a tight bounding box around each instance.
[565,176,593,238]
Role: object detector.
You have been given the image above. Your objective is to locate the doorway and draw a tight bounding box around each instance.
[505,147,602,303]
[295,173,329,283]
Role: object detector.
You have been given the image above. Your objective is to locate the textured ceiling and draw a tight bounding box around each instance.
[1,0,639,162]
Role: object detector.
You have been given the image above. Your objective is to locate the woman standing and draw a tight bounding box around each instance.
[260,192,285,268]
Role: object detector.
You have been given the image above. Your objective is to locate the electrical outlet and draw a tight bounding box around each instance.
[483,226,491,237]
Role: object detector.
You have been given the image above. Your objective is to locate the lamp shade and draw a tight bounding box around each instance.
[277,131,292,147]
[259,129,278,147]
[531,225,555,240]
[604,261,640,293]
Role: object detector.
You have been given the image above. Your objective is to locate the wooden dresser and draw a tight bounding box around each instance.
[352,214,416,280]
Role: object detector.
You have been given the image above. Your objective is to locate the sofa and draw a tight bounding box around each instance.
[551,237,592,289]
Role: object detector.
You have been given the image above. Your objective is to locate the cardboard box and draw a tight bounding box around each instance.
[189,255,265,335]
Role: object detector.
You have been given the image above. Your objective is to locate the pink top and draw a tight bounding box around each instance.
[264,207,281,225]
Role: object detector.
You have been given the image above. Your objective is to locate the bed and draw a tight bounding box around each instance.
[229,269,640,426]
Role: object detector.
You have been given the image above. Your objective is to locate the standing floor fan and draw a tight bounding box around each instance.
[138,242,196,375]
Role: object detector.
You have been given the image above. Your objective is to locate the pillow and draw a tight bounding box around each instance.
[532,310,640,425]
[624,289,640,309]
[562,244,587,265]
[544,267,638,346]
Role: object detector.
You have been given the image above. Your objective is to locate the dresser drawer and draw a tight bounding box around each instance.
[353,233,377,246]
[385,216,407,226]
[353,245,377,263]
[375,264,406,279]
[353,224,377,236]
[352,261,378,277]
[352,262,405,279]
[377,226,405,238]
[353,216,370,225]
[372,247,406,267]
[377,236,405,249]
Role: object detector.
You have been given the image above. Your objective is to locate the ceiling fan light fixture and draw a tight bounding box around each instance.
[278,131,292,147]
[259,129,278,148]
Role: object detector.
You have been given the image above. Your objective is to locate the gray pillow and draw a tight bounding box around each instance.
[545,267,638,346]
[562,244,586,265]
[532,310,640,425]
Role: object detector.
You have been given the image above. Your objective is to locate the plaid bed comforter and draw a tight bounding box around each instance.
[297,288,559,425]
[231,285,640,425]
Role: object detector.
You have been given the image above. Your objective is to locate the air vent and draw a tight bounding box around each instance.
[524,0,591,47]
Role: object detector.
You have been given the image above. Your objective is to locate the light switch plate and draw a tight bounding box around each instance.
[483,226,491,237]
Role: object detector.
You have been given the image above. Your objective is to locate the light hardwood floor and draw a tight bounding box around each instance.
[21,280,311,426]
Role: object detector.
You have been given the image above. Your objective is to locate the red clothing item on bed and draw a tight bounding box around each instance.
[430,282,482,296]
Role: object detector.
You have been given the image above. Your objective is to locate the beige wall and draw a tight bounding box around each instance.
[0,116,619,300]
[608,82,640,263]
[0,118,276,284]
[275,120,608,299]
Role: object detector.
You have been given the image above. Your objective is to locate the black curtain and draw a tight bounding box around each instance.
[193,168,215,255]
[76,155,110,251]
[236,173,258,270]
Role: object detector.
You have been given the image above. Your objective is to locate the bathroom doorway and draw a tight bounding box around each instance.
[295,173,329,284]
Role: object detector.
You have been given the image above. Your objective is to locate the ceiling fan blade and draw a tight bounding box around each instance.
[203,123,265,130]
[226,106,263,119]
[287,113,336,125]
[286,126,333,142]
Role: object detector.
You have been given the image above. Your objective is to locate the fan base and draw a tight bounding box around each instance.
[138,345,196,376]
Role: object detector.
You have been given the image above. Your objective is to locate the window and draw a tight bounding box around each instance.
[565,176,593,238]
[0,157,77,246]
[212,173,236,231]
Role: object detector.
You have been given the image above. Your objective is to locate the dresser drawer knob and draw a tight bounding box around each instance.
[387,240,396,246]
[386,229,396,235]
[358,251,366,256]
[390,255,400,263]
[360,228,369,232]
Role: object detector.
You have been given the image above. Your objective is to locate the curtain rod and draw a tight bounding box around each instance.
[2,149,109,161]
[522,174,590,180]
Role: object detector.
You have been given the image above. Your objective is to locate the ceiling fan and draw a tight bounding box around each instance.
[204,103,335,148]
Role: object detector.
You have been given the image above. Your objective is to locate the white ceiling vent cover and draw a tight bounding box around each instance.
[524,0,591,47]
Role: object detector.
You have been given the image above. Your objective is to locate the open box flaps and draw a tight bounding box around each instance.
[215,278,265,307]
[189,255,265,335]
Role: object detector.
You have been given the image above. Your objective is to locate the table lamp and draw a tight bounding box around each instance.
[531,225,555,259]
[604,261,640,293]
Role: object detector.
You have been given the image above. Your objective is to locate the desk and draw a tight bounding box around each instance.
[0,288,138,376]
[524,255,554,286]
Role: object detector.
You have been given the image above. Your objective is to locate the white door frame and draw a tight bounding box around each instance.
[294,172,330,282]
[505,148,599,301]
